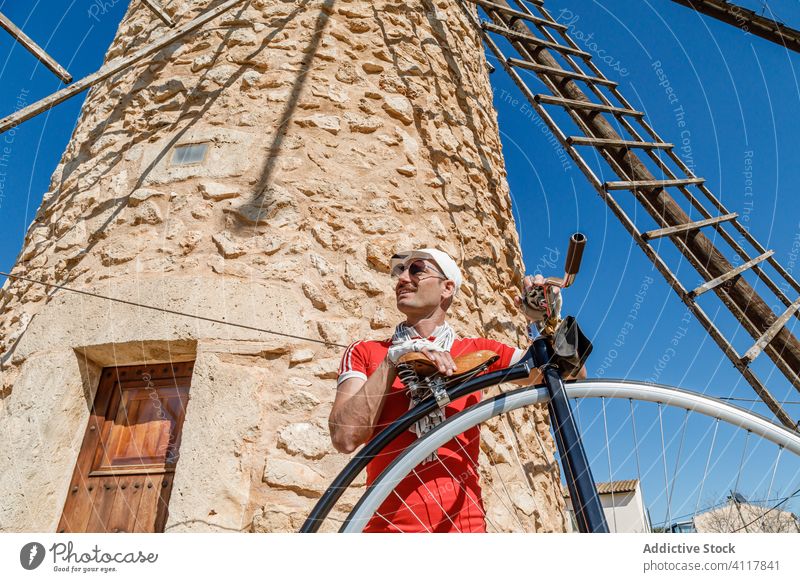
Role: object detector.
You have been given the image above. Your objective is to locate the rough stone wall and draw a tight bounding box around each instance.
[0,0,568,532]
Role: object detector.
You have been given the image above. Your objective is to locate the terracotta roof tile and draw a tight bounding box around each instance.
[563,479,639,497]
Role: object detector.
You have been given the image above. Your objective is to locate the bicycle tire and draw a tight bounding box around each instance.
[340,379,800,532]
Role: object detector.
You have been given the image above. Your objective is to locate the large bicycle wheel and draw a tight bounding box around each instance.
[327,380,800,533]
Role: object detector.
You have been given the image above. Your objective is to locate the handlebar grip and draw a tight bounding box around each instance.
[564,233,586,276]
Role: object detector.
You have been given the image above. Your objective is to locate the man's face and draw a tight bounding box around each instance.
[394,259,449,315]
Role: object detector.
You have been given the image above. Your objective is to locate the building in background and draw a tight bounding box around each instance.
[565,479,652,533]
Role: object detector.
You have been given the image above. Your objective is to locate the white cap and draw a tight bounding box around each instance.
[390,248,463,295]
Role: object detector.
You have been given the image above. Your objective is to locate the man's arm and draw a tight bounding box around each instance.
[329,356,396,454]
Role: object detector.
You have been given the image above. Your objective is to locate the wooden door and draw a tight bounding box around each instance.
[58,361,193,532]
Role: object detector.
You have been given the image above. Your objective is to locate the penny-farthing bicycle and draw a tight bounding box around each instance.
[302,235,800,533]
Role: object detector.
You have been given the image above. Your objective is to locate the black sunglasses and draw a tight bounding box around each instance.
[391,259,445,280]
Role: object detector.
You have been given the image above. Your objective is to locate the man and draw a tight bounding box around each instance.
[328,247,586,532]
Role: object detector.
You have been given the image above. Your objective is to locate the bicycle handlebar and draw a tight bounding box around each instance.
[562,232,586,288]
[538,232,586,290]
[564,232,586,276]
[523,233,587,335]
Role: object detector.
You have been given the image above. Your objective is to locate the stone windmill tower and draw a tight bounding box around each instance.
[0,0,567,532]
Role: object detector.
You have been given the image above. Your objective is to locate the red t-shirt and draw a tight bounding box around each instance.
[337,335,522,532]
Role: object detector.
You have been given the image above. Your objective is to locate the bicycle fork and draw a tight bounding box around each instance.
[532,335,609,533]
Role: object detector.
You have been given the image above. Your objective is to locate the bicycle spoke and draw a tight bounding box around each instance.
[630,399,643,485]
[431,445,501,532]
[373,509,406,533]
[732,431,751,496]
[665,409,730,525]
[666,410,690,525]
[601,397,617,532]
[499,414,545,527]
[483,447,529,531]
[523,405,564,498]
[693,418,719,522]
[411,468,462,533]
[766,446,784,506]
[628,399,650,531]
[759,447,800,531]
[692,416,752,527]
[658,404,672,528]
[456,430,525,531]
[672,411,733,527]
[747,442,783,507]
[391,488,432,533]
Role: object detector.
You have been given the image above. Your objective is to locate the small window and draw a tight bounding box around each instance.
[171,143,208,166]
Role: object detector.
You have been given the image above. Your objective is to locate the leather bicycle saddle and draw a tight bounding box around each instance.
[397,350,499,381]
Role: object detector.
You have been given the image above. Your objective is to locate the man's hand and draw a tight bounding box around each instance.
[387,339,457,376]
[420,347,457,376]
[514,274,562,325]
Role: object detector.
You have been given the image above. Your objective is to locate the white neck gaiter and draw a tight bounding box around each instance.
[391,320,457,464]
[391,321,456,352]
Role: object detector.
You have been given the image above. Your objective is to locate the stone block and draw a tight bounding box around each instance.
[276,422,332,460]
[198,181,242,201]
[263,457,327,498]
[128,188,166,207]
[279,390,321,413]
[289,348,315,365]
[295,114,341,135]
[212,232,246,258]
[383,96,414,125]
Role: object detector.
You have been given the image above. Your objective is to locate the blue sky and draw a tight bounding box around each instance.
[0,0,129,272]
[487,0,800,524]
[1,1,799,527]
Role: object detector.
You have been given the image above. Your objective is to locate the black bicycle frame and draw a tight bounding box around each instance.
[300,343,607,532]
[532,336,609,533]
